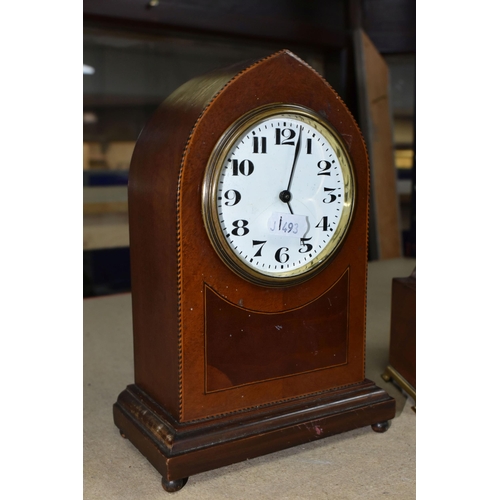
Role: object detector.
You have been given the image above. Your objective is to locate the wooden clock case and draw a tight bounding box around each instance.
[382,269,416,402]
[113,50,395,492]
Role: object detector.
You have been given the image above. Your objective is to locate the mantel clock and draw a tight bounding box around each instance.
[113,50,395,492]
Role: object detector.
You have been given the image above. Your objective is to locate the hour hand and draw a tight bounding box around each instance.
[279,189,293,214]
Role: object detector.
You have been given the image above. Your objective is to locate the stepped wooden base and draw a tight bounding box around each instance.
[113,380,395,492]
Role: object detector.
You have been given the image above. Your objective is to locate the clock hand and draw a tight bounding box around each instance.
[286,126,303,192]
[279,126,302,215]
[279,190,294,214]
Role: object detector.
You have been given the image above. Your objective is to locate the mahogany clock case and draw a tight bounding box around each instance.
[382,270,416,401]
[113,50,395,489]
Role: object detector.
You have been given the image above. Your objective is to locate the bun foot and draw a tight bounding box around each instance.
[371,421,390,433]
[119,429,127,439]
[161,477,188,493]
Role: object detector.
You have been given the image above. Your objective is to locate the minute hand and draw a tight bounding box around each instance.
[286,126,303,192]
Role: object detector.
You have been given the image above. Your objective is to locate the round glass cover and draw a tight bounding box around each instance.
[202,104,355,286]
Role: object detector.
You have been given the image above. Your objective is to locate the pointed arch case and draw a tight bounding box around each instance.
[113,50,395,492]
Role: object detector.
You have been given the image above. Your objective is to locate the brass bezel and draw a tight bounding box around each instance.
[202,103,355,287]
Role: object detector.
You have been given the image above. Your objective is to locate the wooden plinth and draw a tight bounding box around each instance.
[113,380,395,490]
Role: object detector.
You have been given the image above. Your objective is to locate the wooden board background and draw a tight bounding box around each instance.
[354,29,402,260]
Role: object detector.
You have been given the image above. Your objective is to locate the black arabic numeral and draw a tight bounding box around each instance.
[231,219,250,236]
[224,189,241,206]
[317,160,333,176]
[315,216,331,232]
[275,247,290,263]
[252,136,267,153]
[231,159,254,176]
[322,187,337,203]
[252,240,266,257]
[275,128,296,146]
[299,237,313,253]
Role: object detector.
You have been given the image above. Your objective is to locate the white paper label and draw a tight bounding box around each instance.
[267,212,308,237]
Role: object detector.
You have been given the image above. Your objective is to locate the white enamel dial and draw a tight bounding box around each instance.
[203,104,355,286]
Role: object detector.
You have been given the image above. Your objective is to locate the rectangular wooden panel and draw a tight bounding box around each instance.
[205,271,349,392]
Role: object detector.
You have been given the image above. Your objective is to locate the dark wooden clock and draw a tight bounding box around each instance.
[113,50,395,492]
